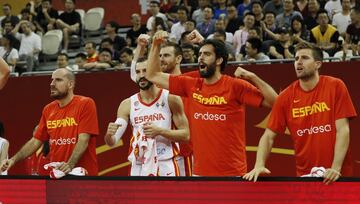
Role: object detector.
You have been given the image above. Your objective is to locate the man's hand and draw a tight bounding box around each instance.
[242,166,271,182]
[137,34,150,47]
[106,122,120,136]
[234,66,256,80]
[323,168,341,185]
[57,162,74,175]
[0,158,15,173]
[186,30,204,44]
[143,122,162,138]
[152,31,168,45]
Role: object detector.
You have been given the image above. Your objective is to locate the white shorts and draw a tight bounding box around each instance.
[130,157,180,176]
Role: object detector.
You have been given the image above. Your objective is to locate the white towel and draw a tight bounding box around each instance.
[128,129,158,176]
[44,162,88,179]
[301,166,326,177]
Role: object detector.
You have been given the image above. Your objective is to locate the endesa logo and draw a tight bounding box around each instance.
[194,112,226,121]
[296,124,332,136]
[49,137,77,146]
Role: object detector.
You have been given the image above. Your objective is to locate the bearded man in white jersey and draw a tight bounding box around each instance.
[105,59,189,176]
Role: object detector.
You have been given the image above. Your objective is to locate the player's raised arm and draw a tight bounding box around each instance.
[146,31,171,90]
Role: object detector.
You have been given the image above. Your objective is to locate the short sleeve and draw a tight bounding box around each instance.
[234,79,263,107]
[169,75,198,98]
[78,98,99,136]
[267,94,287,134]
[334,79,357,120]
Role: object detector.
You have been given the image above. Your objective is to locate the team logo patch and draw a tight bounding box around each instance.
[134,101,139,107]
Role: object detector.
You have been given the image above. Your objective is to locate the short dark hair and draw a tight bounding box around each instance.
[295,42,323,61]
[119,47,133,56]
[58,53,69,61]
[264,11,276,17]
[181,43,194,50]
[85,41,97,49]
[316,9,328,20]
[100,48,112,55]
[3,34,16,48]
[251,0,263,8]
[178,5,189,15]
[21,8,30,14]
[3,3,11,9]
[75,52,87,60]
[101,37,114,45]
[200,39,228,71]
[247,38,262,53]
[161,41,183,57]
[106,21,119,31]
[244,11,256,19]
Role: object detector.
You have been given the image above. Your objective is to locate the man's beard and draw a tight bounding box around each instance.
[199,61,216,78]
[136,77,153,90]
[51,89,69,100]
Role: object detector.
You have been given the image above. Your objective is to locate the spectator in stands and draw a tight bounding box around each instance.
[244,38,270,63]
[233,12,255,57]
[0,121,9,175]
[1,4,20,29]
[84,41,98,63]
[332,0,352,37]
[196,6,216,38]
[115,47,133,70]
[263,0,284,16]
[213,30,236,61]
[262,11,277,41]
[1,20,20,50]
[100,38,120,61]
[192,0,210,25]
[251,0,265,26]
[310,9,340,56]
[148,16,168,37]
[291,15,311,46]
[164,3,178,29]
[325,0,342,20]
[181,43,196,64]
[34,0,59,34]
[275,0,303,29]
[0,34,19,72]
[184,19,196,32]
[104,21,126,52]
[29,0,43,17]
[73,52,86,70]
[237,26,263,61]
[304,0,320,30]
[295,0,310,17]
[237,0,252,17]
[225,4,243,34]
[147,1,168,31]
[207,18,234,43]
[269,26,295,59]
[55,0,81,52]
[214,0,228,19]
[20,8,34,22]
[11,20,41,72]
[126,13,148,47]
[83,48,115,70]
[57,53,71,69]
[346,7,360,53]
[170,6,188,43]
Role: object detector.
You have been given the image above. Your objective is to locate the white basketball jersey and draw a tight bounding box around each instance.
[129,89,179,160]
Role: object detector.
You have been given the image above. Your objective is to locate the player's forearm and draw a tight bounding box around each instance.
[248,73,277,108]
[158,128,189,142]
[0,58,9,89]
[11,138,42,163]
[254,131,274,168]
[67,135,90,168]
[147,42,162,80]
[331,127,350,172]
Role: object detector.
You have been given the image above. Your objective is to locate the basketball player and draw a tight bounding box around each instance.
[146,30,278,176]
[105,59,189,176]
[243,43,357,184]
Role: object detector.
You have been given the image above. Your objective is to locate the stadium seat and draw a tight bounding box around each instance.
[84,7,105,37]
[333,50,353,61]
[41,30,63,62]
